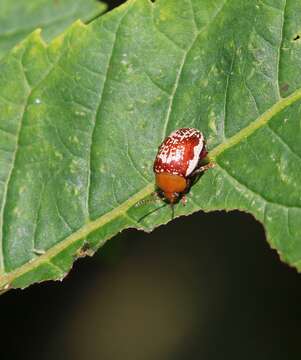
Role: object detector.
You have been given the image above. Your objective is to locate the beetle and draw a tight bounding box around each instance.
[153,128,213,204]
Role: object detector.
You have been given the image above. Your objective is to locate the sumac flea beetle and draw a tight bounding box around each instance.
[153,128,213,204]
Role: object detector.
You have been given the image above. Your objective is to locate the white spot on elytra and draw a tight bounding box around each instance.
[34,98,41,104]
[154,128,204,176]
[186,138,204,176]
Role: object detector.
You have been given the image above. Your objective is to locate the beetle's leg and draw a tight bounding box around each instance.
[181,195,187,206]
[192,162,215,176]
[164,192,179,203]
[152,191,161,200]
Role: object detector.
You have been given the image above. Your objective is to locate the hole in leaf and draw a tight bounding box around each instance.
[101,0,127,11]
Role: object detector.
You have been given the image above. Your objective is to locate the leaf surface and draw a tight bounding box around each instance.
[0,0,107,59]
[0,0,301,290]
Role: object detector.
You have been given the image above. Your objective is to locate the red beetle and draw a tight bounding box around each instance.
[153,128,213,203]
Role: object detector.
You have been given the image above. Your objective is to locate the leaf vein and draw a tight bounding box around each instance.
[217,164,299,209]
[210,88,301,159]
[0,90,31,273]
[277,0,287,98]
[266,124,301,163]
[222,50,235,140]
[86,6,132,221]
[159,0,229,140]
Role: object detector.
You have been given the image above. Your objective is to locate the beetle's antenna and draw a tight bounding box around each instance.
[171,203,175,220]
[137,202,168,223]
[135,196,159,208]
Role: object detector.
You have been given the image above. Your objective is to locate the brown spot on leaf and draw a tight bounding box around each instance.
[280,83,289,93]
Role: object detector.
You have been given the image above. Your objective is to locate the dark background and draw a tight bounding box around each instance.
[1,210,301,359]
[1,1,301,359]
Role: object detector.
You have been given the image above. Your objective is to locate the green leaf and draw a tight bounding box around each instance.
[0,0,300,291]
[0,0,107,60]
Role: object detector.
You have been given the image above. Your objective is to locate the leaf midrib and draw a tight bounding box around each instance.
[210,89,301,158]
[1,89,301,288]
